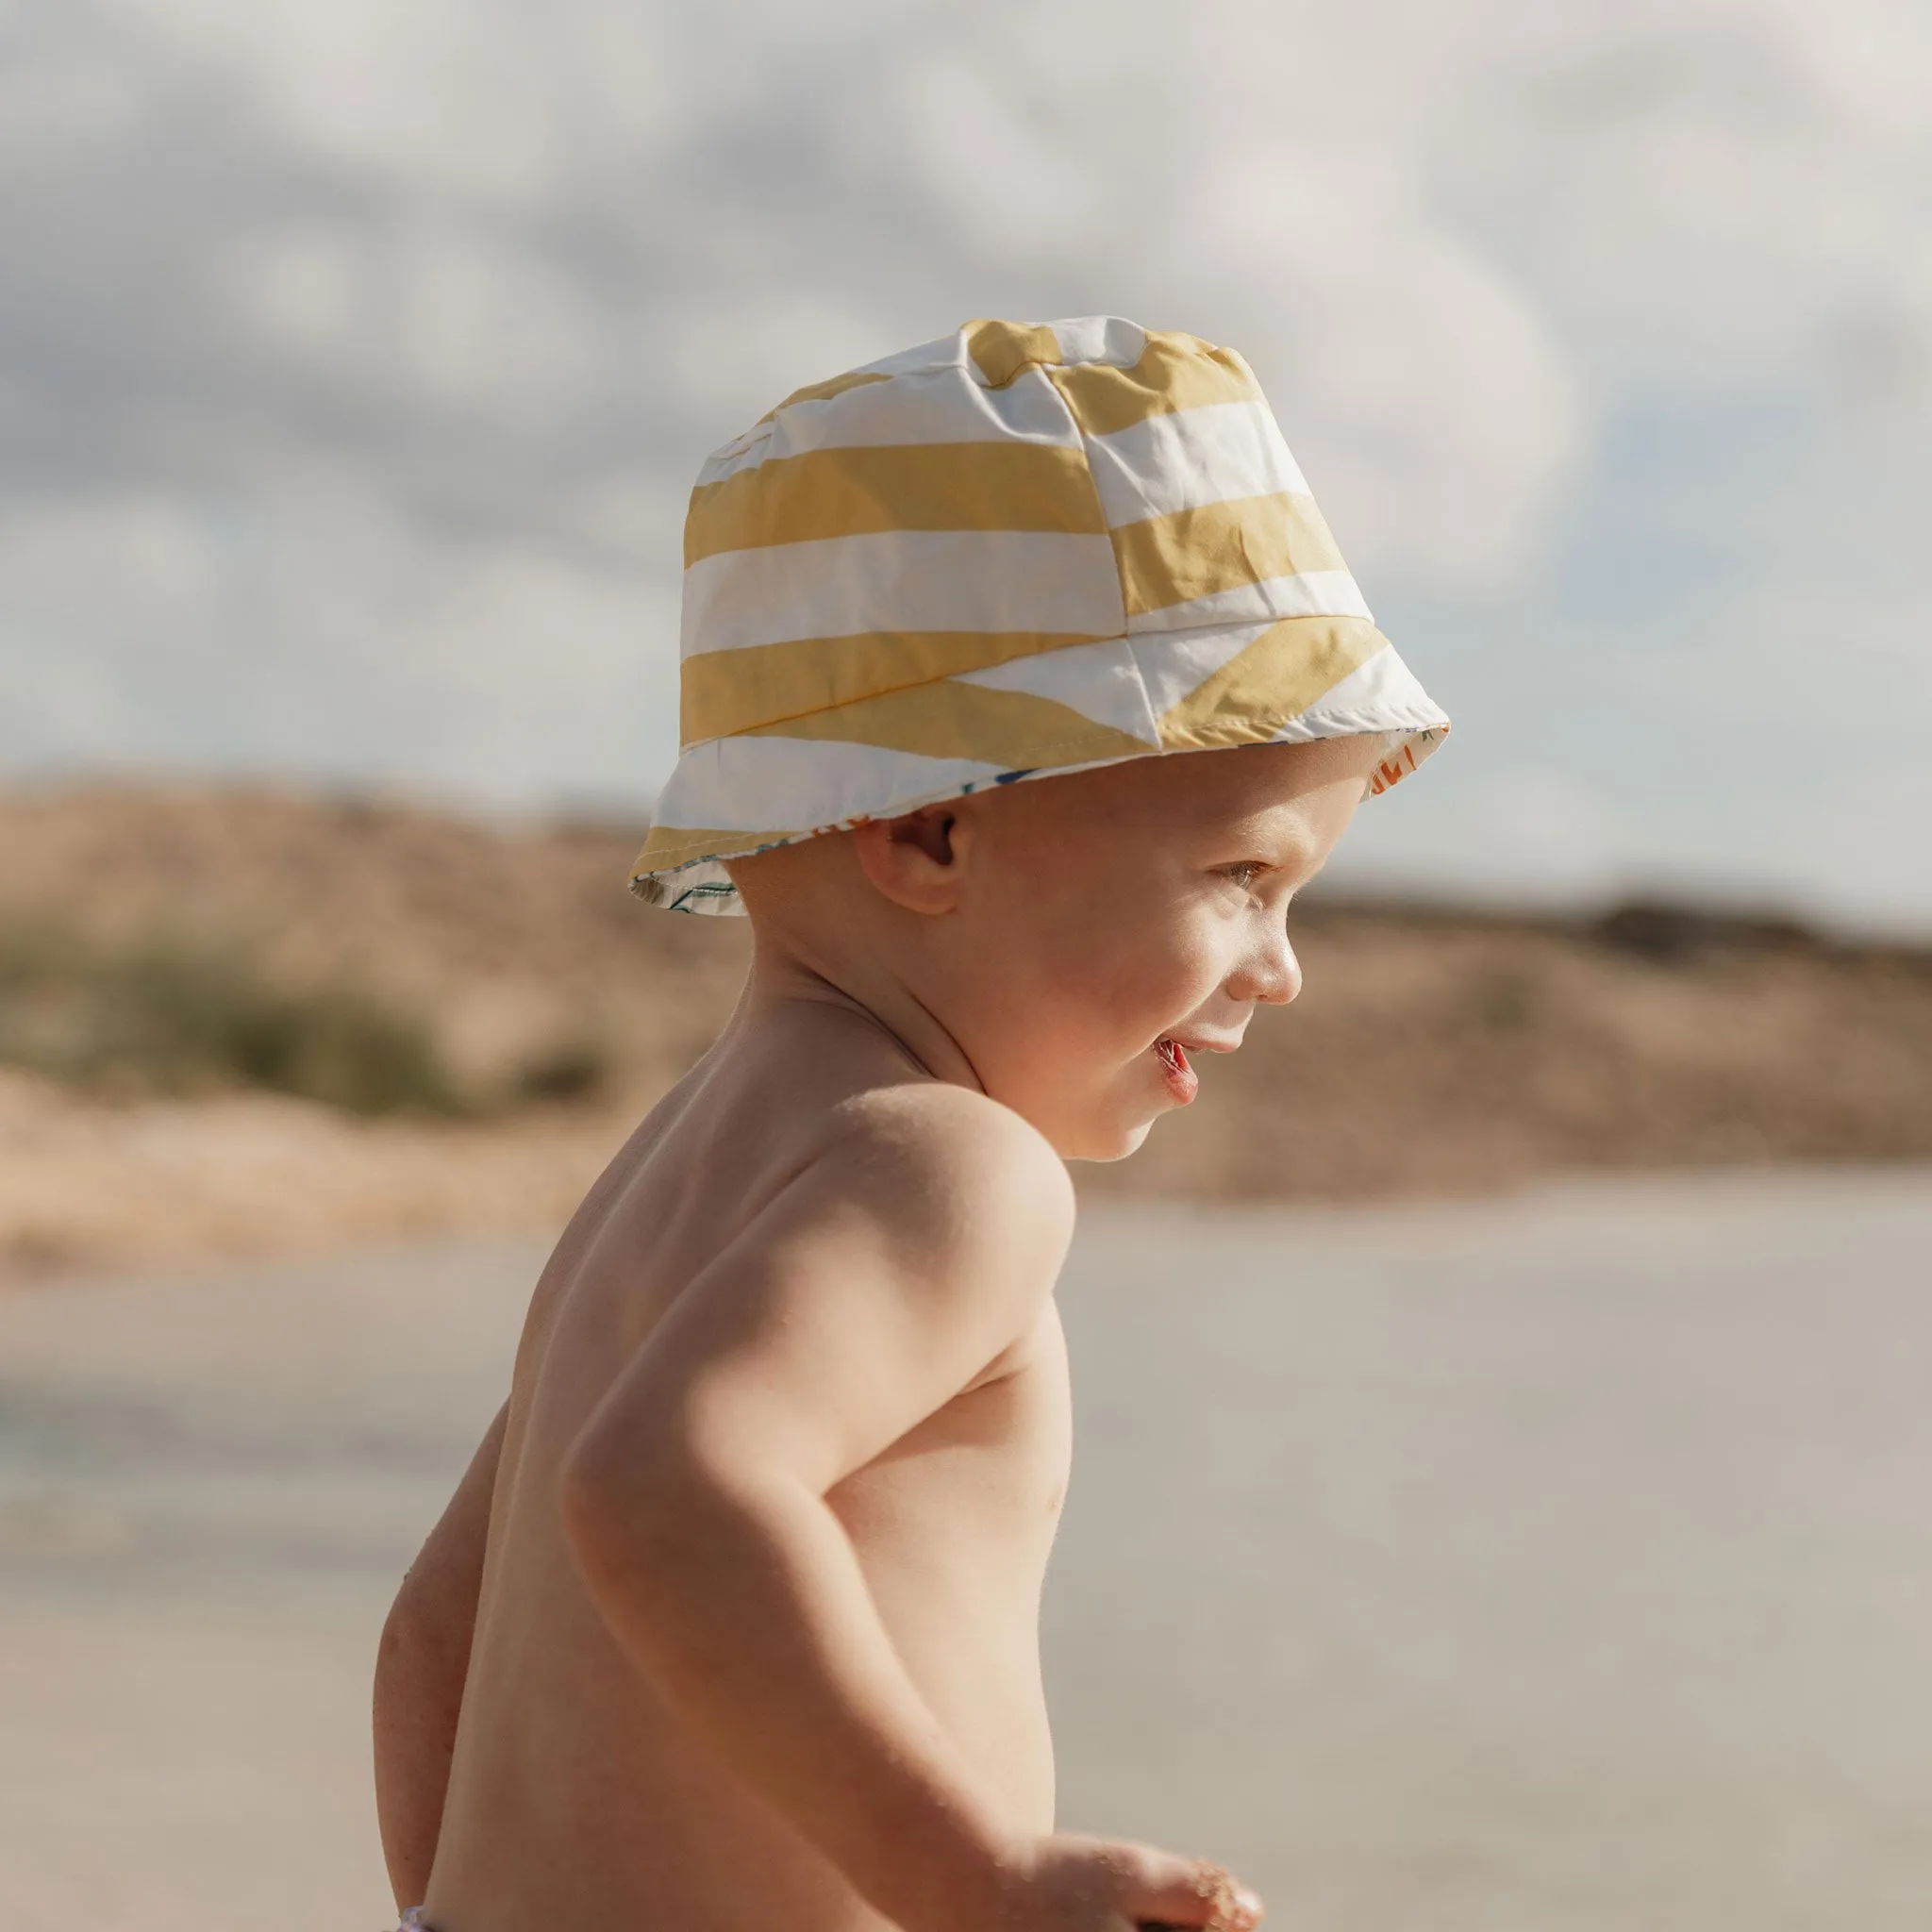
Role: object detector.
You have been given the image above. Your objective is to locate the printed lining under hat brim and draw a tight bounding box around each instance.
[629,620,1447,915]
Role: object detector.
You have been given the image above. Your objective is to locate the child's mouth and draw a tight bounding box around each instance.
[1154,1036,1198,1104]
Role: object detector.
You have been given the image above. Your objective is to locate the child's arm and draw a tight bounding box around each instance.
[373,1401,507,1910]
[561,1094,1255,1932]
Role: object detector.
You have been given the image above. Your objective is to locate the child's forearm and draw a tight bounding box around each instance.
[563,1449,1025,1932]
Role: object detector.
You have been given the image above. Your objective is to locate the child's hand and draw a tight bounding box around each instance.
[997,1832,1263,1932]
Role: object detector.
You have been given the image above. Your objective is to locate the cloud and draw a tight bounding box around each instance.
[1,0,1929,920]
[117,0,679,206]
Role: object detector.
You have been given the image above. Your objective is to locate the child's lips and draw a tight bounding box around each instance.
[1154,1036,1199,1103]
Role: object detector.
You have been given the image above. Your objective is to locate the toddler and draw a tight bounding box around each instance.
[373,315,1448,1932]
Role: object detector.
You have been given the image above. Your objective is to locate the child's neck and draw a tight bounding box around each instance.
[739,925,986,1098]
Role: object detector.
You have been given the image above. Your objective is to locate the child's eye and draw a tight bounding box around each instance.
[1220,861,1266,891]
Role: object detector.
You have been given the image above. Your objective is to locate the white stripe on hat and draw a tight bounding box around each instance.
[1085,398,1311,527]
[679,527,1125,657]
[651,732,1011,836]
[1048,315,1147,368]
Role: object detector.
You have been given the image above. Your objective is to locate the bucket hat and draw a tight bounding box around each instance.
[632,315,1448,912]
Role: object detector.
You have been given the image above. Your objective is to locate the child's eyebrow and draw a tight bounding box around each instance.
[1212,812,1321,871]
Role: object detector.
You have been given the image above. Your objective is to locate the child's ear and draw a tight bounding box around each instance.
[851,806,968,915]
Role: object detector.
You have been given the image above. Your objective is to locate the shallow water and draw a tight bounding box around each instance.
[1,1171,1928,1931]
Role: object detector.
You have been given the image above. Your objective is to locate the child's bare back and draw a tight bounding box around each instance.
[372,315,1447,1932]
[419,996,1074,1929]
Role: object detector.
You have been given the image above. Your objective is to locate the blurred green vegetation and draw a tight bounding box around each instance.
[0,926,472,1116]
[510,1038,609,1104]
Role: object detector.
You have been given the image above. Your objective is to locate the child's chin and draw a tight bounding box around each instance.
[1061,1115,1156,1163]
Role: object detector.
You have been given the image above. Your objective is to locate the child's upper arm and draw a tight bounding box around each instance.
[571,1090,1074,1500]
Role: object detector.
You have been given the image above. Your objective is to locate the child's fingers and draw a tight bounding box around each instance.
[1112,1846,1263,1932]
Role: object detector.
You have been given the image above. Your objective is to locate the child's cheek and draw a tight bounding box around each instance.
[1168,908,1239,1003]
[1033,885,1217,1038]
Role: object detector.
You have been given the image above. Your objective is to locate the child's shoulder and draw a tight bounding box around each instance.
[824,1076,1074,1202]
[799,1078,1076,1278]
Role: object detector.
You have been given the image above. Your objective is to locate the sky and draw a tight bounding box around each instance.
[2,0,1929,929]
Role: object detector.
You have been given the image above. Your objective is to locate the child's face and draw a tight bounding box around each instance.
[935,735,1384,1159]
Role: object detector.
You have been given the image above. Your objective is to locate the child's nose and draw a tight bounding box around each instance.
[1232,928,1302,1007]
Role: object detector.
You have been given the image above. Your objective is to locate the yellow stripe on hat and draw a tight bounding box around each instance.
[680,626,1118,745]
[1112,493,1348,617]
[1157,615,1390,751]
[742,675,1156,770]
[632,823,799,871]
[965,319,1064,389]
[684,440,1106,567]
[1050,330,1260,439]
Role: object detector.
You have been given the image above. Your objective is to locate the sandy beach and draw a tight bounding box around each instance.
[2,1170,1928,1931]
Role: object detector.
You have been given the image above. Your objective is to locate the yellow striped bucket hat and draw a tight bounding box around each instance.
[632,315,1449,912]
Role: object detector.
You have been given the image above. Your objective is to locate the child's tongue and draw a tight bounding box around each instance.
[1157,1037,1188,1074]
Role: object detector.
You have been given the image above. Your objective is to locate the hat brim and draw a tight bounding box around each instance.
[630,618,1448,914]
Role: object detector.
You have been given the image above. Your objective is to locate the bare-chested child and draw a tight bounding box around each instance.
[372,317,1448,1932]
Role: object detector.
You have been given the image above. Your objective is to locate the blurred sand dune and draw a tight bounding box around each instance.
[4,782,1931,1279]
[0,1066,628,1277]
